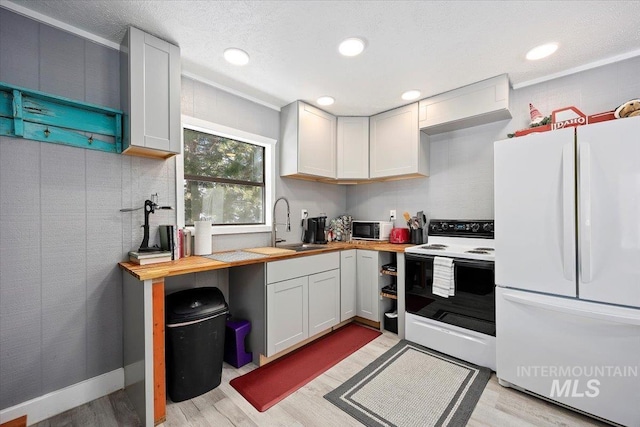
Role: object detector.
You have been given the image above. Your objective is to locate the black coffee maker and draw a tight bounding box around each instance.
[303,215,328,244]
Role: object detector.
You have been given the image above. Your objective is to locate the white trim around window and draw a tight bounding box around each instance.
[177,115,277,235]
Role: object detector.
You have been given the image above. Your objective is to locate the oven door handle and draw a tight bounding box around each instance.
[454,259,494,269]
[406,254,494,269]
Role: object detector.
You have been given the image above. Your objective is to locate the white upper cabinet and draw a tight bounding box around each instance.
[337,117,369,179]
[121,26,181,159]
[369,103,429,179]
[419,74,511,134]
[280,101,337,179]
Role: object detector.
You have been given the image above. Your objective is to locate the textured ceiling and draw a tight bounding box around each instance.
[6,0,640,115]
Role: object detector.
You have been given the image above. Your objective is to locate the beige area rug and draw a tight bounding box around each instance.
[324,340,491,427]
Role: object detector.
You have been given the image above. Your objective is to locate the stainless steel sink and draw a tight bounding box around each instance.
[277,243,326,252]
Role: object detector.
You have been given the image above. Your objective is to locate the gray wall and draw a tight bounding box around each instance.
[0,7,347,410]
[0,8,175,409]
[346,55,640,225]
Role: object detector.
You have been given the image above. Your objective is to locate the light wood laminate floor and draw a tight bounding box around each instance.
[35,331,610,427]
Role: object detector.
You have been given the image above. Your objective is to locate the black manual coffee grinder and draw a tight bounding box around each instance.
[120,193,174,252]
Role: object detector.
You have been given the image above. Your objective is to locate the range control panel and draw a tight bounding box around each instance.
[428,219,494,238]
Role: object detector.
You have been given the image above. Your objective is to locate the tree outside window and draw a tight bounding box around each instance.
[183,128,265,226]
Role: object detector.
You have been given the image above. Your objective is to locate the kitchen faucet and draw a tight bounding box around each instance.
[272,196,291,247]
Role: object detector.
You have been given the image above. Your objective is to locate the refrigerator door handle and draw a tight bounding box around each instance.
[579,141,592,283]
[562,143,575,281]
[502,291,640,326]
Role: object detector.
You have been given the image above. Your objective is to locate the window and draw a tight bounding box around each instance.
[178,116,275,234]
[183,129,264,225]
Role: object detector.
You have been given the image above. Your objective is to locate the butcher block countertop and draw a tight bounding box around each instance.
[119,240,414,281]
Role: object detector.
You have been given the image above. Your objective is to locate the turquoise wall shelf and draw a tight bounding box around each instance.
[0,81,123,154]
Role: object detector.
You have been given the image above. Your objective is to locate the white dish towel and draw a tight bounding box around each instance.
[433,256,455,298]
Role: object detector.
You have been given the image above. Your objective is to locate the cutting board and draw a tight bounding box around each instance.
[244,247,296,256]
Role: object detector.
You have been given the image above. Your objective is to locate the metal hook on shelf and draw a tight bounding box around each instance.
[88,134,93,144]
[44,127,50,137]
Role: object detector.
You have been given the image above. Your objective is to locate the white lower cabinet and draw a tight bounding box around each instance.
[340,250,357,321]
[356,250,379,322]
[266,252,340,357]
[266,276,309,356]
[235,250,400,363]
[308,270,340,336]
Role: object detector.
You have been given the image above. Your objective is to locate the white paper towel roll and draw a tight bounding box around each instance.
[194,220,212,255]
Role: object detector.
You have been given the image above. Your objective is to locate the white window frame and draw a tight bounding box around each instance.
[177,115,276,235]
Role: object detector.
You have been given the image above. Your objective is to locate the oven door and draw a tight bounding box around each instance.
[405,253,495,336]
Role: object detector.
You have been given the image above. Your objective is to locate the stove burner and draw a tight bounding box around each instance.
[474,247,494,251]
[422,244,448,249]
[466,250,490,254]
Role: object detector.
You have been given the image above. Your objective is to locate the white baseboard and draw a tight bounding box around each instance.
[0,368,124,425]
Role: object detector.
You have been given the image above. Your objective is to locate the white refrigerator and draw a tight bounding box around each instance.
[494,117,640,427]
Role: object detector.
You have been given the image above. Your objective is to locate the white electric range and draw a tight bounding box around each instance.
[404,219,496,370]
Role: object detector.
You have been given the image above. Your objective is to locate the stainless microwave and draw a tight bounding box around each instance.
[351,220,394,241]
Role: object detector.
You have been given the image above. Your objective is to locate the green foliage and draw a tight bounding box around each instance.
[183,129,265,225]
[184,129,263,182]
[531,115,551,127]
[507,115,552,138]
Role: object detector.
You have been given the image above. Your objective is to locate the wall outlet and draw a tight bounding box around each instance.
[390,210,396,221]
[301,209,308,220]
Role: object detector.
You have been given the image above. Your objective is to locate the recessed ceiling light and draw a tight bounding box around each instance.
[526,43,558,61]
[401,90,421,101]
[224,48,249,65]
[338,38,365,57]
[317,96,335,106]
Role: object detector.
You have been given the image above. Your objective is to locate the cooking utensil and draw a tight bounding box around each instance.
[403,212,412,228]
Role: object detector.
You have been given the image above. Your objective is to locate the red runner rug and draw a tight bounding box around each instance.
[229,322,381,412]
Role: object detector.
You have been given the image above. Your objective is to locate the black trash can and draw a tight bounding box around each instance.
[165,287,229,402]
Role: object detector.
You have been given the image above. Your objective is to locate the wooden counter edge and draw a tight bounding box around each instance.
[119,241,414,280]
[0,415,27,427]
[152,279,166,425]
